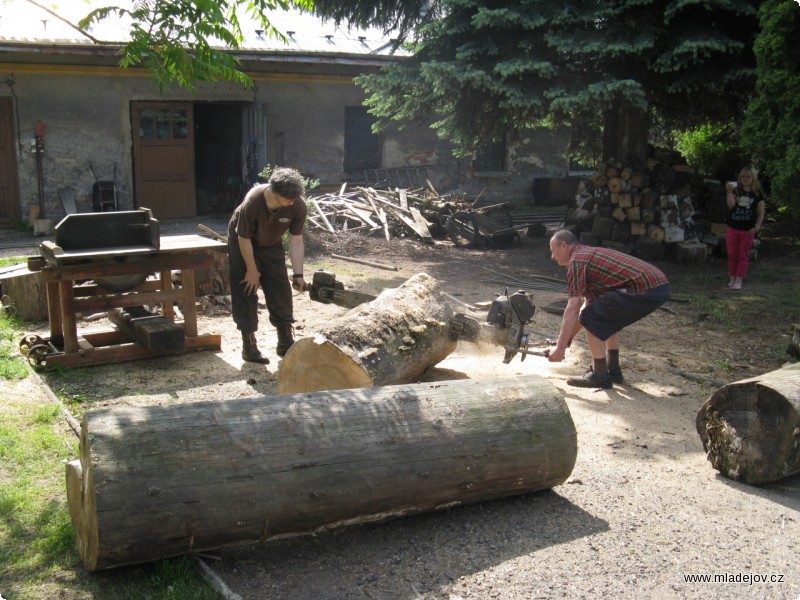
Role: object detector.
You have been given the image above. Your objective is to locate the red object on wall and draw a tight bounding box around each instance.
[34,120,45,137]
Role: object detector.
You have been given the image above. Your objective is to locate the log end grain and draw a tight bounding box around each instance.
[277,337,374,394]
[278,273,457,394]
[696,364,800,485]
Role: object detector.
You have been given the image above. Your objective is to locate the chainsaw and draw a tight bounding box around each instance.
[303,271,549,363]
[305,270,377,309]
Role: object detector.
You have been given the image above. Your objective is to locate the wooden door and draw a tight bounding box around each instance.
[131,102,196,219]
[0,97,21,228]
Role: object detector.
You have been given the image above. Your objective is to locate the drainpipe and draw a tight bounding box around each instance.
[34,120,45,217]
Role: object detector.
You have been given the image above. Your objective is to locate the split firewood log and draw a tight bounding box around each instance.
[696,363,800,484]
[646,224,665,242]
[66,374,577,571]
[278,273,457,394]
[607,177,630,194]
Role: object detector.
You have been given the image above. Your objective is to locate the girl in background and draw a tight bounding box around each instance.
[725,166,765,290]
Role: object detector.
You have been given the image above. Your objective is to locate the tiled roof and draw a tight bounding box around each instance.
[0,0,406,57]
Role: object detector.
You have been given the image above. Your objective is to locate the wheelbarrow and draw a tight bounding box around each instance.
[445,203,529,249]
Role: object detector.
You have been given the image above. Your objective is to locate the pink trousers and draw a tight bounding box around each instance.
[726,227,754,278]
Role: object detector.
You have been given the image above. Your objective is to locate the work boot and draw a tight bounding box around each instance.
[276,324,295,357]
[567,367,612,389]
[241,331,269,364]
[608,366,625,384]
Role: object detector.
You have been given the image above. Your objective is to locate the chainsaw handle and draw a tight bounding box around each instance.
[291,278,309,293]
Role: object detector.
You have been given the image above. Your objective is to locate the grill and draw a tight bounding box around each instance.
[22,209,226,369]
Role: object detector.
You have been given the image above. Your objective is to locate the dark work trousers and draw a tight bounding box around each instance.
[228,236,294,333]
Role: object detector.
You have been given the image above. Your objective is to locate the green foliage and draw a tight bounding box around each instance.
[357,0,760,159]
[742,0,800,220]
[258,163,320,192]
[674,122,749,180]
[79,0,314,92]
[77,0,763,163]
[312,0,434,42]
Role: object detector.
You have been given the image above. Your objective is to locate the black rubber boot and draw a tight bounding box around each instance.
[276,324,295,357]
[241,331,270,364]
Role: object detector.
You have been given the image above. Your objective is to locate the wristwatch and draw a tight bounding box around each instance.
[292,273,304,279]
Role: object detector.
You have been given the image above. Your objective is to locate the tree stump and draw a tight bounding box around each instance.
[695,363,800,485]
[0,264,48,321]
[66,374,577,571]
[278,272,456,394]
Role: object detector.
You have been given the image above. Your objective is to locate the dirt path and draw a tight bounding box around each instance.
[23,229,800,599]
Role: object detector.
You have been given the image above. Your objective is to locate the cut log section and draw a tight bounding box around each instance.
[0,264,48,321]
[278,273,456,394]
[695,363,800,485]
[66,374,577,571]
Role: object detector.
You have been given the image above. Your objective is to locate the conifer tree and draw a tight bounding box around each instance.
[351,0,761,163]
[741,0,800,219]
[78,0,761,165]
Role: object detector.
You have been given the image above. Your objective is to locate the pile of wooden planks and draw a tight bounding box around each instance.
[305,184,444,242]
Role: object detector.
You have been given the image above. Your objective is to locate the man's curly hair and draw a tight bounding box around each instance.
[269,167,305,200]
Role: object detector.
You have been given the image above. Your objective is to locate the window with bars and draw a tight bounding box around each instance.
[472,139,506,172]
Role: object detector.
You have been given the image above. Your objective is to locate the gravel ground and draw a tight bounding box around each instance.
[6,218,800,600]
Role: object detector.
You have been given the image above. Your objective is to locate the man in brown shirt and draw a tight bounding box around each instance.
[228,168,308,363]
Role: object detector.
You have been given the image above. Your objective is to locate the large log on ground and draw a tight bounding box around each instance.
[66,374,577,571]
[278,272,456,394]
[696,363,800,485]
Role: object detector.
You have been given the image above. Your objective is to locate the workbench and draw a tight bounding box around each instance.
[25,234,226,369]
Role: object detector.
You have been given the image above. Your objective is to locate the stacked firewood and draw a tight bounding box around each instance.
[565,149,727,262]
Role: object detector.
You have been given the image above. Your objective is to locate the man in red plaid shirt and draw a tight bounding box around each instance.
[547,229,670,389]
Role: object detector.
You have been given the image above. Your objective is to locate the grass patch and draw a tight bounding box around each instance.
[0,311,29,380]
[670,260,800,363]
[0,314,220,599]
[0,256,25,268]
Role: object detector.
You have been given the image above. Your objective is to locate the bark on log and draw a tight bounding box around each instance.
[695,363,800,485]
[278,273,456,394]
[66,374,577,571]
[788,324,800,359]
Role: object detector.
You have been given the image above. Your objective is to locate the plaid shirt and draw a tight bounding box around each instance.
[567,244,669,302]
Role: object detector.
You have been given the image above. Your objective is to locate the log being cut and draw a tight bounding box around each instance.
[66,374,577,571]
[695,362,800,485]
[278,272,457,394]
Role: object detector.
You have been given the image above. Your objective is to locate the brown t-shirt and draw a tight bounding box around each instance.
[228,184,307,248]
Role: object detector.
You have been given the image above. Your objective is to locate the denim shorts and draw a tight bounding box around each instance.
[579,284,670,341]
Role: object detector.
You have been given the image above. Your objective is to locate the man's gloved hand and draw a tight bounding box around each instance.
[291,275,308,292]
